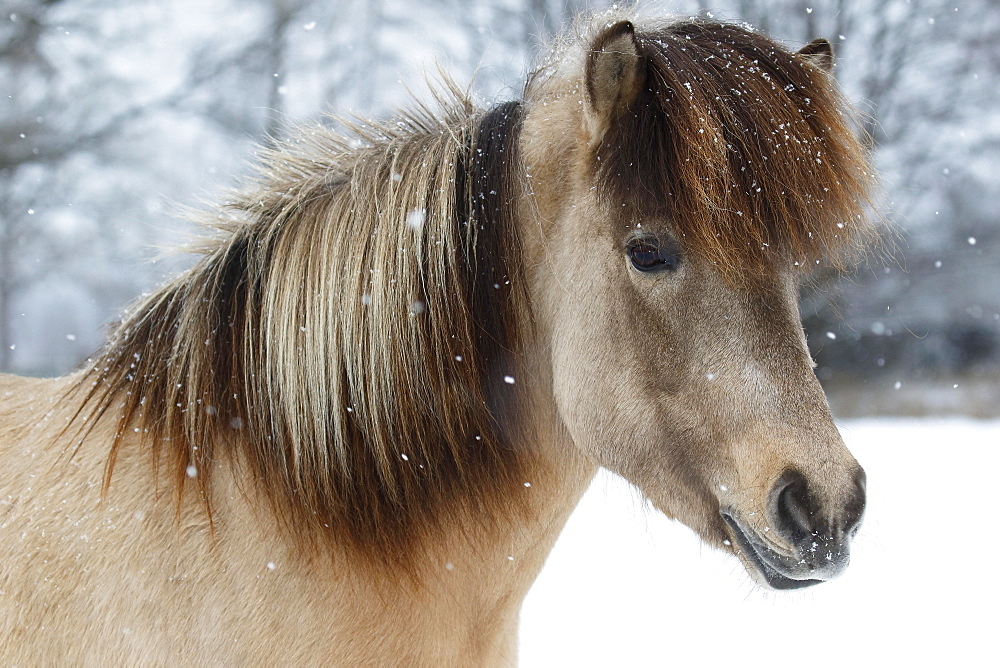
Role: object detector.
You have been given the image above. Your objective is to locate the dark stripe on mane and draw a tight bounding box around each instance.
[70,97,528,561]
[594,20,874,282]
[457,101,525,439]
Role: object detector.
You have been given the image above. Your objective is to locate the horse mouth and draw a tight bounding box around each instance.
[721,513,824,590]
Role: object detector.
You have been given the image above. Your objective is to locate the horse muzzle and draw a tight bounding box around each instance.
[721,467,866,590]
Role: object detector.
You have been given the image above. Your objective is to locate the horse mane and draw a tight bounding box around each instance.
[72,89,528,560]
[573,18,875,282]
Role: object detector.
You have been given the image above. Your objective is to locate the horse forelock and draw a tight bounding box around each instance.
[72,93,528,562]
[591,19,876,283]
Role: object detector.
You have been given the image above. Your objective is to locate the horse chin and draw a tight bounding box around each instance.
[720,513,828,591]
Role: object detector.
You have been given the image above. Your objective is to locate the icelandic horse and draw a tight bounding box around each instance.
[0,14,872,665]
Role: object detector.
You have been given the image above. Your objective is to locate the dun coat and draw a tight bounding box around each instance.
[0,13,872,664]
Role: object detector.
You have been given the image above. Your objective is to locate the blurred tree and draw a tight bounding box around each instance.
[0,0,280,373]
[0,0,357,373]
[0,0,140,370]
[2,0,997,410]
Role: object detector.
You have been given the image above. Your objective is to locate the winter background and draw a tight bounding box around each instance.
[2,0,997,664]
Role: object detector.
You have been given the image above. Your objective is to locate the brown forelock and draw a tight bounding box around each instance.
[594,20,875,284]
[69,94,528,562]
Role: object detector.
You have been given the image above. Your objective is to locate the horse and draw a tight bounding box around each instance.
[0,14,873,664]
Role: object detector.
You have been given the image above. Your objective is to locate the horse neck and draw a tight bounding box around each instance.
[388,419,595,650]
[422,431,593,597]
[209,398,595,659]
[376,373,596,595]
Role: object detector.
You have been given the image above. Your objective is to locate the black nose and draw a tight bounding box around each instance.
[769,467,866,544]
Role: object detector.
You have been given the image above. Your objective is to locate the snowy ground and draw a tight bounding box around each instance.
[520,419,999,667]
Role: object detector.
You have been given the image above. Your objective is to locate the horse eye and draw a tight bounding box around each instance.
[628,241,681,273]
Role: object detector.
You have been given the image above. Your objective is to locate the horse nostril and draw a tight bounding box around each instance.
[770,471,814,541]
[769,467,867,545]
[843,467,867,536]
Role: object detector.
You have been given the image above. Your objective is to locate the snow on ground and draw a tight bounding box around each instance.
[520,419,1000,667]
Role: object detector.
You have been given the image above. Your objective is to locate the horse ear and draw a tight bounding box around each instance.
[798,38,835,72]
[585,20,644,139]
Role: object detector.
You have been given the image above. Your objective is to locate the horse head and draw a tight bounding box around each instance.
[517,18,871,588]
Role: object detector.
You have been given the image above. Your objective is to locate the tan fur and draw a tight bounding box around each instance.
[1,14,873,664]
[0,373,591,663]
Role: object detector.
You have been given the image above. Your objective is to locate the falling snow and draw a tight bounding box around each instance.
[406,208,426,230]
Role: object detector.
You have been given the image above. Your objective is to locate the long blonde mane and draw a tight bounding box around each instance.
[72,92,528,558]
